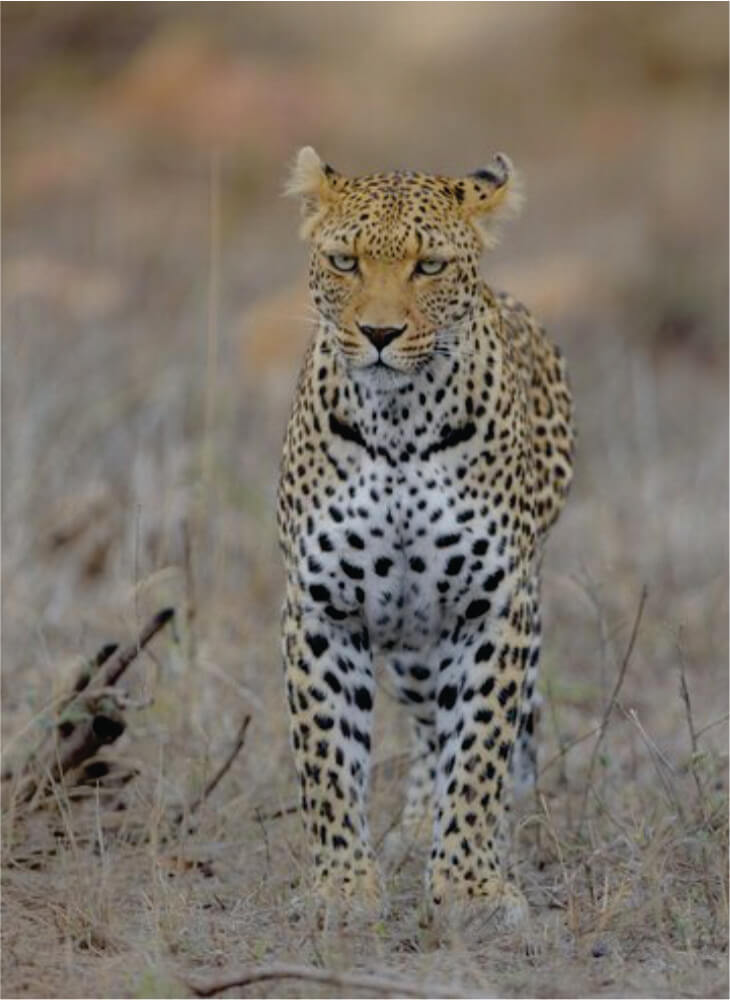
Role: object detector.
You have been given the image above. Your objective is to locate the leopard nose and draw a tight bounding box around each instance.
[358,323,407,349]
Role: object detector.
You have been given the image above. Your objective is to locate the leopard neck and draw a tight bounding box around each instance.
[308,305,501,460]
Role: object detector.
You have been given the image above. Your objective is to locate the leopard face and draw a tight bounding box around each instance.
[287,148,520,379]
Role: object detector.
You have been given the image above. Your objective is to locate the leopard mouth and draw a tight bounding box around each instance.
[342,347,404,373]
[336,329,432,376]
[366,356,421,376]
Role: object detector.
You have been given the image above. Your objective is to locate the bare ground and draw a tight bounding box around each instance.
[2,6,728,997]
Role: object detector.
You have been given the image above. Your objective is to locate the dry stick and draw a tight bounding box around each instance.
[676,631,709,820]
[620,705,684,820]
[578,585,648,829]
[538,724,601,777]
[103,607,175,687]
[17,609,176,806]
[186,715,251,818]
[695,712,730,739]
[14,713,250,861]
[186,963,463,999]
[544,677,569,787]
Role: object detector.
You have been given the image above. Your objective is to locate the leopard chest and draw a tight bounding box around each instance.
[297,450,510,653]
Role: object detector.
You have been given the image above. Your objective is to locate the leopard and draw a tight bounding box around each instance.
[276,146,574,925]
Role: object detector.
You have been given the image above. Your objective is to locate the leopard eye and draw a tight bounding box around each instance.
[414,259,448,276]
[329,253,358,273]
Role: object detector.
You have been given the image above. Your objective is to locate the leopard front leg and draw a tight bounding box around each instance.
[282,595,381,907]
[427,583,539,927]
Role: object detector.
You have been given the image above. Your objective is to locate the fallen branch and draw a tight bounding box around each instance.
[1,643,118,782]
[186,962,462,999]
[10,608,176,808]
[578,585,647,828]
[5,608,255,875]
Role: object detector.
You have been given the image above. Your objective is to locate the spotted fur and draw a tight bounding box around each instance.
[277,147,574,918]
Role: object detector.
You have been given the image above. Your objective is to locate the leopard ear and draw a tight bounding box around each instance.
[457,153,523,248]
[285,146,342,239]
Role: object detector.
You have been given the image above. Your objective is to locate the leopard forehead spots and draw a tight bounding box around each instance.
[332,172,467,247]
[278,147,574,916]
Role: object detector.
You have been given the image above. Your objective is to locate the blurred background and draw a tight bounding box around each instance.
[1,5,728,994]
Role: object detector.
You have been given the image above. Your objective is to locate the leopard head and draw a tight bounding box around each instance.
[286,146,521,380]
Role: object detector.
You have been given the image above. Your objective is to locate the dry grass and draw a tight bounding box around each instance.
[2,5,728,997]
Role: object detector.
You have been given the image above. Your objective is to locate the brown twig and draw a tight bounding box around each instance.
[676,635,699,752]
[186,962,463,998]
[579,585,648,828]
[179,715,251,822]
[102,607,175,687]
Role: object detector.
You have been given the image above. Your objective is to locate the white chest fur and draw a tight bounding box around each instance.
[299,446,507,656]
